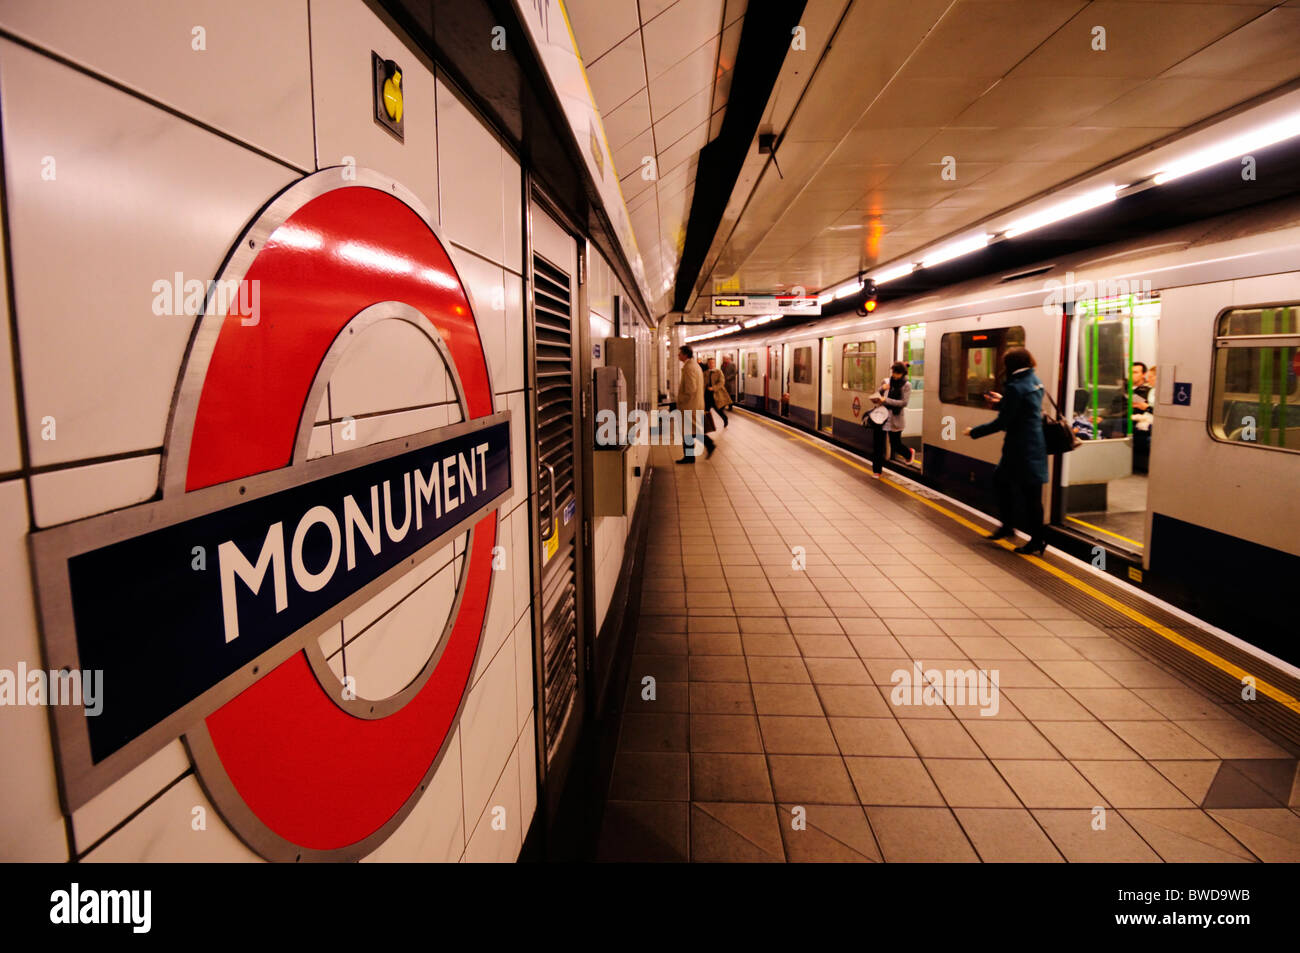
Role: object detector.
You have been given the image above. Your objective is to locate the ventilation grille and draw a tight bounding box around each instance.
[541,548,577,761]
[533,254,575,524]
[532,251,578,764]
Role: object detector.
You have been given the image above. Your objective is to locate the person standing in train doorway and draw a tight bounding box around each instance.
[866,361,915,478]
[707,357,731,427]
[676,345,714,463]
[963,347,1049,555]
[721,356,738,407]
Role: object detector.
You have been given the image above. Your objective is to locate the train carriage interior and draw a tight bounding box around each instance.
[4,0,1300,921]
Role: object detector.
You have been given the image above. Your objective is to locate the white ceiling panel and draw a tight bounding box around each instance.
[1083,76,1285,128]
[613,128,656,183]
[658,121,710,178]
[1166,7,1300,82]
[1014,2,1269,79]
[654,87,712,153]
[602,89,652,155]
[648,38,719,116]
[585,32,647,118]
[642,0,725,81]
[565,0,640,66]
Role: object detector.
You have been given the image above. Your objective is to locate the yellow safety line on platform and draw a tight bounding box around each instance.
[1065,515,1145,549]
[737,411,1300,715]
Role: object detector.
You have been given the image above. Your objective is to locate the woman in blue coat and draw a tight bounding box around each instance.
[963,347,1049,555]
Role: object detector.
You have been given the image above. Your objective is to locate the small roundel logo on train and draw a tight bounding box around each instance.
[852,395,862,418]
[30,168,513,862]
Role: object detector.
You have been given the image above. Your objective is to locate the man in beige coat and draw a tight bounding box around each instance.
[676,344,714,462]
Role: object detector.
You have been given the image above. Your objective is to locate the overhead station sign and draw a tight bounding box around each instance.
[710,295,821,317]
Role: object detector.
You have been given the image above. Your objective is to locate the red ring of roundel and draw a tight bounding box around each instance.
[186,184,498,851]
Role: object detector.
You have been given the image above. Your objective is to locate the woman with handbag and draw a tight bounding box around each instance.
[866,361,915,478]
[962,347,1049,555]
[707,357,731,427]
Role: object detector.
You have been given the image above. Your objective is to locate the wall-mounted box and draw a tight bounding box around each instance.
[594,445,629,516]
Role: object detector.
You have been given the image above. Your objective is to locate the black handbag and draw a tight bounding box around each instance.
[1041,390,1080,454]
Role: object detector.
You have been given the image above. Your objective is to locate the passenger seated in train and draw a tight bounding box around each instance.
[1071,391,1097,440]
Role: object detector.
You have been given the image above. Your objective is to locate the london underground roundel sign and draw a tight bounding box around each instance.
[30,169,513,861]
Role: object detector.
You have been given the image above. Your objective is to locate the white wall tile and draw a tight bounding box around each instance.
[510,489,532,615]
[457,629,517,831]
[328,318,451,418]
[81,775,262,862]
[506,391,529,516]
[29,454,160,528]
[307,424,333,460]
[518,715,537,838]
[437,78,506,266]
[345,561,456,701]
[462,742,521,862]
[502,272,526,394]
[0,40,296,467]
[71,740,190,851]
[342,541,460,636]
[513,616,534,735]
[331,406,444,452]
[502,152,523,275]
[309,0,439,216]
[447,248,508,400]
[318,622,346,684]
[0,0,314,169]
[0,224,20,475]
[0,479,68,861]
[471,510,515,686]
[362,729,463,862]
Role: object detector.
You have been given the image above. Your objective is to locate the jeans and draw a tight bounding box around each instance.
[994,470,1044,542]
[868,421,909,475]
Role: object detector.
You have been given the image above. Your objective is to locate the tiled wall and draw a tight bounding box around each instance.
[586,249,651,631]
[0,0,540,862]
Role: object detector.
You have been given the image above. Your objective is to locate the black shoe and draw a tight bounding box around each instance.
[675,457,694,464]
[986,528,1014,540]
[1014,539,1047,555]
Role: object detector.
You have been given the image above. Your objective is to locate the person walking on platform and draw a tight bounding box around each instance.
[676,345,714,463]
[866,361,915,478]
[721,356,737,405]
[707,357,731,427]
[963,347,1049,555]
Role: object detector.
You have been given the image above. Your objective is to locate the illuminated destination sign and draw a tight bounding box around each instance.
[710,295,821,317]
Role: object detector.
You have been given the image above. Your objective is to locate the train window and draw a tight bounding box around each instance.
[1210,306,1300,453]
[747,353,759,377]
[841,341,876,392]
[900,324,925,393]
[939,326,1024,405]
[792,346,812,384]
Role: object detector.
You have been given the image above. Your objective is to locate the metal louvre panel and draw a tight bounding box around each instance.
[532,250,578,764]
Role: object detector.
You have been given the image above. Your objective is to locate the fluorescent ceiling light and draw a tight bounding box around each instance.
[743,314,779,328]
[833,281,862,300]
[920,234,990,268]
[1003,186,1119,239]
[816,291,835,306]
[1153,111,1300,185]
[871,262,915,284]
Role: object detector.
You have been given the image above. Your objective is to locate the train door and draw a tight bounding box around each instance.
[528,198,587,821]
[780,342,793,417]
[1057,292,1160,555]
[819,336,834,432]
[766,345,782,415]
[898,324,925,466]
